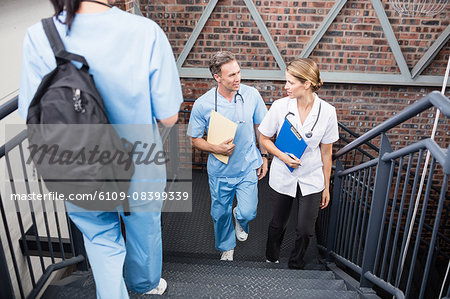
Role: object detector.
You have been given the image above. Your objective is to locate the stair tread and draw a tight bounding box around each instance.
[159,281,358,298]
[42,259,355,298]
[44,283,358,299]
[163,262,335,279]
[163,254,325,270]
[163,268,346,290]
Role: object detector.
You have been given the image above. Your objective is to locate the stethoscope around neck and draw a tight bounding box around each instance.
[214,88,245,123]
[285,101,322,138]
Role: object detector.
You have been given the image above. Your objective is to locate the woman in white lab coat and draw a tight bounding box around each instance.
[258,58,339,269]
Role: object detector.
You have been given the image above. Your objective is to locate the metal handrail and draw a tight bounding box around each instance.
[0,96,18,120]
[335,91,450,158]
[26,255,85,299]
[364,271,405,299]
[0,96,88,299]
[337,134,377,160]
[338,122,379,153]
[382,138,448,169]
[327,92,450,299]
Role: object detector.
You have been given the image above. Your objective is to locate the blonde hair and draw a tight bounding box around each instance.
[286,58,323,92]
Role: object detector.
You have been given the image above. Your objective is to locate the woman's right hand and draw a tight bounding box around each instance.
[280,153,301,169]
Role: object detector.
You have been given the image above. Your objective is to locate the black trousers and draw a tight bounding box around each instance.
[265,186,322,269]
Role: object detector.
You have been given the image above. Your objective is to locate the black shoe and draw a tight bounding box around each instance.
[288,261,305,270]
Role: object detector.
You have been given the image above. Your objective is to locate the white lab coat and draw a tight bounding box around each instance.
[258,94,339,197]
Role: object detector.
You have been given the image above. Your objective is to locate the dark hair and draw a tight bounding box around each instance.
[49,0,82,32]
[209,51,236,78]
[50,0,115,32]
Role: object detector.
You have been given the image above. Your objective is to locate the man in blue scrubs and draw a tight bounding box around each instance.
[188,51,268,261]
[19,0,182,297]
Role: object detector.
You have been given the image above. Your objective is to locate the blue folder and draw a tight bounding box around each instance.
[275,118,308,172]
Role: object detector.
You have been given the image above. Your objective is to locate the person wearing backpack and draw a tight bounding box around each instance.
[18,0,183,297]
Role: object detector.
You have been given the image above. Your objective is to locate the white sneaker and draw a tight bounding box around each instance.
[266,259,279,263]
[220,249,234,261]
[233,207,248,241]
[145,278,167,295]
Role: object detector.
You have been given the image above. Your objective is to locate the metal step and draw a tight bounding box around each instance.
[163,262,336,280]
[44,283,359,299]
[163,269,347,290]
[163,253,326,270]
[160,281,359,298]
[164,254,290,269]
[42,262,358,299]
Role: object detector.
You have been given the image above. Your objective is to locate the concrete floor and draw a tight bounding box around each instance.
[0,0,52,158]
[0,0,52,104]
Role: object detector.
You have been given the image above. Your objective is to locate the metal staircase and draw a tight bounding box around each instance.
[1,91,448,298]
[42,259,357,298]
[41,172,358,298]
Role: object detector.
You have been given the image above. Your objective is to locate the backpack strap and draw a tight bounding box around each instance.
[42,18,90,71]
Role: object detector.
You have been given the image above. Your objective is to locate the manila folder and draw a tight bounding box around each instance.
[207,110,238,164]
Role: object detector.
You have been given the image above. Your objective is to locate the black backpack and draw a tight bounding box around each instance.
[26,18,134,212]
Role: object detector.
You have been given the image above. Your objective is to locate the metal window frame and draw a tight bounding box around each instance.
[300,0,349,58]
[411,24,450,79]
[175,0,450,87]
[176,0,286,77]
[371,0,411,79]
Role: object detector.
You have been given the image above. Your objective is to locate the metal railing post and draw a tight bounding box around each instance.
[69,219,88,271]
[444,144,450,174]
[169,125,179,176]
[0,238,15,298]
[326,160,344,261]
[360,133,393,288]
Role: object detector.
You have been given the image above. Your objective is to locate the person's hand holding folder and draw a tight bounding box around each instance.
[274,117,308,172]
[214,138,235,156]
[207,110,238,164]
[280,153,301,170]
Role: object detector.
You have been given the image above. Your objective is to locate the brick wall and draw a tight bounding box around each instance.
[138,0,449,150]
[135,1,449,246]
[141,0,449,74]
[182,78,449,148]
[115,0,134,12]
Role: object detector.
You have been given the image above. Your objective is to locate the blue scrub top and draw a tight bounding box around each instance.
[188,84,267,178]
[19,8,183,204]
[19,7,182,125]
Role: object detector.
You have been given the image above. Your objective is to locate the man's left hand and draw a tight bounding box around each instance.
[257,157,269,180]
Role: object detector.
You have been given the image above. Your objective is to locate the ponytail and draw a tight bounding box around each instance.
[49,0,82,32]
[286,58,322,92]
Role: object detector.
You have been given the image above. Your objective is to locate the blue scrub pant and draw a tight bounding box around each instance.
[68,209,162,299]
[208,170,258,252]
